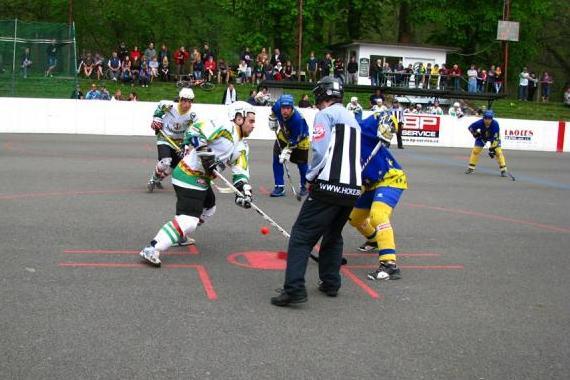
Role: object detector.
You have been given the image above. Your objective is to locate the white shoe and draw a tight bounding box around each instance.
[139,246,161,266]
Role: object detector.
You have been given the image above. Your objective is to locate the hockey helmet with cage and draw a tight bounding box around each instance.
[179,87,195,101]
[228,101,255,121]
[312,76,343,104]
[279,94,295,108]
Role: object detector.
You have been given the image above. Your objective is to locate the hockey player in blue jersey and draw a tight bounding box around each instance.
[465,110,510,177]
[267,94,310,197]
[349,111,407,280]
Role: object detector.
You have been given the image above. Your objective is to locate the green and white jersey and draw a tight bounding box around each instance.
[153,100,195,146]
[172,118,250,190]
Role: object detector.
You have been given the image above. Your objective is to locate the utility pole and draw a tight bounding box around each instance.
[296,0,303,81]
[502,0,511,94]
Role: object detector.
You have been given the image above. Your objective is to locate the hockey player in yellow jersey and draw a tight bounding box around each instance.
[349,112,407,280]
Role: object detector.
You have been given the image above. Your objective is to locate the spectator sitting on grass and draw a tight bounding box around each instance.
[70,84,83,99]
[255,87,271,106]
[85,83,100,100]
[564,86,570,107]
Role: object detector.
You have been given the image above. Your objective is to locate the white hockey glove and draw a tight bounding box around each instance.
[471,128,481,138]
[234,181,253,209]
[268,115,279,131]
[279,147,292,164]
[183,144,192,157]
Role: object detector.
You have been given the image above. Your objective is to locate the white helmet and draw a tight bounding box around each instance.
[179,88,195,100]
[228,101,255,121]
[453,102,460,108]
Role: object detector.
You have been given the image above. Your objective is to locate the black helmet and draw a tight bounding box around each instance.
[312,76,343,103]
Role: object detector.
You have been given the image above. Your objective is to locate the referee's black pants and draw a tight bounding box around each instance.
[284,197,353,296]
[396,123,404,149]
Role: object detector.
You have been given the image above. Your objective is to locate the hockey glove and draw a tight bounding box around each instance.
[234,181,253,209]
[268,115,279,131]
[279,147,292,164]
[471,128,481,138]
[488,147,496,159]
[196,147,218,175]
[151,118,163,132]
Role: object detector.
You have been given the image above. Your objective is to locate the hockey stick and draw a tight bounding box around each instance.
[213,169,347,265]
[274,131,301,201]
[157,130,233,193]
[361,139,384,171]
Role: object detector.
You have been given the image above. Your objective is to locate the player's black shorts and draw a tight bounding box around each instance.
[157,144,181,168]
[273,140,308,164]
[173,185,216,218]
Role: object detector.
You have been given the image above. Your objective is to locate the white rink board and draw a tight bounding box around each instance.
[0,97,566,152]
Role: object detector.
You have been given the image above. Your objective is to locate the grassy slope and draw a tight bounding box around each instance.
[1,75,569,121]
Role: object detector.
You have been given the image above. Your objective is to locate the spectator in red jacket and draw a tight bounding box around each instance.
[173,46,189,79]
[449,64,462,91]
[204,55,217,82]
[130,46,141,62]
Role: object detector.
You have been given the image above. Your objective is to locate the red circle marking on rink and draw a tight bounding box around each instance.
[227,251,287,270]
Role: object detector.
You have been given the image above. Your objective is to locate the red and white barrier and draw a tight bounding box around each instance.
[0,97,567,152]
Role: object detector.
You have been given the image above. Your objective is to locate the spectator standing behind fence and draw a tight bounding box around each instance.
[306,51,318,83]
[21,47,32,78]
[518,67,530,101]
[45,40,57,77]
[467,64,477,93]
[527,72,538,101]
[240,47,253,83]
[347,56,358,85]
[283,60,294,81]
[540,72,553,102]
[173,46,189,79]
[298,94,312,108]
[449,64,462,91]
[158,44,170,66]
[487,65,496,92]
[320,52,333,80]
[218,58,229,84]
[494,66,503,93]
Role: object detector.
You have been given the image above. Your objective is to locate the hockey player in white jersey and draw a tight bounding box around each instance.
[147,87,197,192]
[139,101,256,266]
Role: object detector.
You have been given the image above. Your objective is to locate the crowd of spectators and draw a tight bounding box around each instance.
[74,41,563,105]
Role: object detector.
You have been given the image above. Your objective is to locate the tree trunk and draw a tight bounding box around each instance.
[398,2,412,43]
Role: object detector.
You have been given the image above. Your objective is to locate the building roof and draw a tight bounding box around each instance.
[334,40,460,52]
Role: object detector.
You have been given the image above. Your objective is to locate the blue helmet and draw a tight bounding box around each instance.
[280,94,295,108]
[483,110,495,119]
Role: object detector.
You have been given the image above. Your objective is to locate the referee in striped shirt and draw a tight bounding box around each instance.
[390,99,405,149]
[271,76,362,307]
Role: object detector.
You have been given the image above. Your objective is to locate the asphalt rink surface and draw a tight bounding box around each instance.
[1,133,569,379]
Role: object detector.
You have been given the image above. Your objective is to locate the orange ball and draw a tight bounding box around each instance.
[260,226,270,235]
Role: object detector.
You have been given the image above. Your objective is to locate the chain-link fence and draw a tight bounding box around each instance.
[0,19,77,96]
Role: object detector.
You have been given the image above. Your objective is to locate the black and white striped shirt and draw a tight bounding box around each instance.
[308,103,362,206]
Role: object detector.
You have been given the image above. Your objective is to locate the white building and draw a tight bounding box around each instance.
[335,40,458,86]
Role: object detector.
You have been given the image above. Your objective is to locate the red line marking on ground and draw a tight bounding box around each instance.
[193,265,218,300]
[258,185,271,195]
[187,245,199,255]
[346,264,464,270]
[58,262,217,300]
[0,188,140,200]
[405,202,570,234]
[63,249,195,256]
[341,267,382,300]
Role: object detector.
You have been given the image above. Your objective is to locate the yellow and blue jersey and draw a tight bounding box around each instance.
[468,118,501,148]
[359,114,407,190]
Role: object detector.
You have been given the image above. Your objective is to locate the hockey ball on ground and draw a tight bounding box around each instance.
[260,226,270,235]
